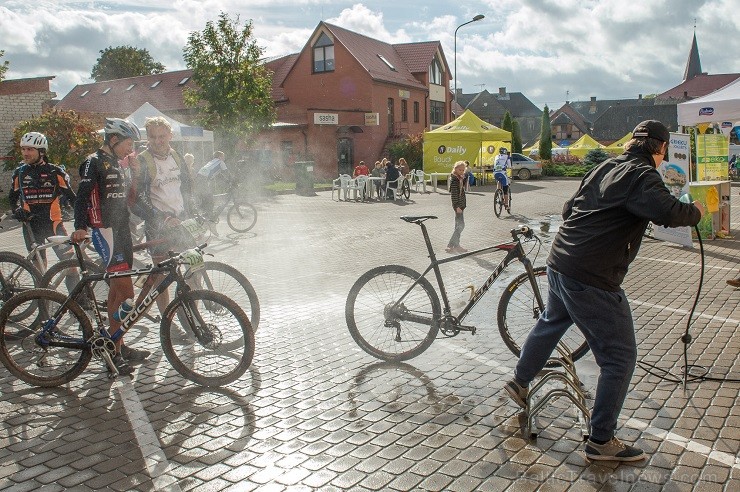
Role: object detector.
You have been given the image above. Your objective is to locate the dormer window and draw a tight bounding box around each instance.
[313,32,335,73]
[378,54,396,71]
[430,57,443,86]
[150,80,161,88]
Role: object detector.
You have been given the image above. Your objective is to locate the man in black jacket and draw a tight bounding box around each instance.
[505,120,704,462]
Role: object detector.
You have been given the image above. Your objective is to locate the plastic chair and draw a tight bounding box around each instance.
[385,178,408,201]
[352,175,369,201]
[412,169,429,193]
[331,174,352,201]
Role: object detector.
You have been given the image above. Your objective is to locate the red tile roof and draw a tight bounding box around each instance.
[265,54,299,102]
[55,69,194,115]
[323,23,427,90]
[394,42,444,74]
[658,73,740,100]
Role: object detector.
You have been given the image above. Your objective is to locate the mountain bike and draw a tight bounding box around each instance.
[494,173,512,218]
[0,239,255,387]
[200,181,258,234]
[0,214,43,324]
[38,219,261,331]
[345,216,588,363]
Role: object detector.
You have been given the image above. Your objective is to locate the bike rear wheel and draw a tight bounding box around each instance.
[346,265,441,361]
[0,288,93,387]
[401,179,411,200]
[0,251,43,323]
[497,267,590,364]
[494,189,504,217]
[227,202,257,233]
[188,261,261,331]
[41,259,108,315]
[160,289,254,387]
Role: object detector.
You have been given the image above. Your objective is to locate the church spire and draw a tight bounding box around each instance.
[683,30,702,81]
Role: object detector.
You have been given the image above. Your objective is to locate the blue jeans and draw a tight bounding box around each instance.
[514,268,636,442]
[448,210,465,247]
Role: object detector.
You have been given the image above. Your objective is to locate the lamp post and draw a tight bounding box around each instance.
[454,14,484,104]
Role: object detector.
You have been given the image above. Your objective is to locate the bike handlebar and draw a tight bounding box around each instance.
[510,225,535,241]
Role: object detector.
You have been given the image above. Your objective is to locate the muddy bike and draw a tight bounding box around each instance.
[345,216,588,363]
[0,239,255,387]
[0,213,43,324]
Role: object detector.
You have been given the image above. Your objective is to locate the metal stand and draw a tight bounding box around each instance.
[525,342,591,440]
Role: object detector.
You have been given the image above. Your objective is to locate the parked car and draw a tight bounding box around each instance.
[510,153,542,180]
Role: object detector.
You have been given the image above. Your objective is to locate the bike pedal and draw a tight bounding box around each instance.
[460,325,477,334]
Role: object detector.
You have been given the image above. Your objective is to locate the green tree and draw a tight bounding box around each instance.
[511,120,522,154]
[538,105,552,160]
[0,50,9,81]
[183,12,275,154]
[501,111,513,133]
[388,133,423,169]
[7,110,101,171]
[582,148,610,167]
[91,46,165,81]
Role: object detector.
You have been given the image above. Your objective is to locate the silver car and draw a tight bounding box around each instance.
[511,153,542,180]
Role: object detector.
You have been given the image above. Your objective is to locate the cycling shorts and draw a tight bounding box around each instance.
[92,225,133,272]
[494,171,510,187]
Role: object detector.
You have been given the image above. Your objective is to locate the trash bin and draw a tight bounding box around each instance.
[294,161,315,195]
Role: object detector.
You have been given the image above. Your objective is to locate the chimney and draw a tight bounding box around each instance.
[638,94,642,100]
[684,91,688,98]
[589,96,597,114]
[499,87,506,96]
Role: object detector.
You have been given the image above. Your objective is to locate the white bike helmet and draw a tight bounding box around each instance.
[20,132,48,151]
[104,118,141,142]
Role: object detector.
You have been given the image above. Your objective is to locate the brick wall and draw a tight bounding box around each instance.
[0,77,56,160]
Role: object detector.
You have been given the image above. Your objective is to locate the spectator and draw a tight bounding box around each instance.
[445,161,467,254]
[353,160,369,177]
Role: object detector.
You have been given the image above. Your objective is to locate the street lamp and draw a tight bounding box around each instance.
[454,14,485,104]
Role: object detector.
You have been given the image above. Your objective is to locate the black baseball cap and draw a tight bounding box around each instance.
[632,120,670,143]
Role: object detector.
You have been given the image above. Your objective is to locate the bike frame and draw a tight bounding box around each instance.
[393,220,545,324]
[37,242,199,350]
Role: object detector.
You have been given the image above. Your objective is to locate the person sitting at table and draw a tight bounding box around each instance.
[353,160,369,177]
[385,159,400,200]
[370,161,383,199]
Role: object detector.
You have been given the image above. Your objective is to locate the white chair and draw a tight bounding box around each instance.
[412,169,430,193]
[331,174,352,201]
[352,175,370,201]
[384,178,406,201]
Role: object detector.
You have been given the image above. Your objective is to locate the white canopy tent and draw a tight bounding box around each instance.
[677,77,740,126]
[125,102,215,165]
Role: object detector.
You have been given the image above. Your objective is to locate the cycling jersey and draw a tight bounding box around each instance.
[197,158,228,180]
[74,149,130,231]
[493,154,511,187]
[9,161,76,225]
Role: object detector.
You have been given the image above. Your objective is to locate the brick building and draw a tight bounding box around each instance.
[0,76,56,161]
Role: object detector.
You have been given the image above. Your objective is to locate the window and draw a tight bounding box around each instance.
[430,57,443,86]
[150,80,161,88]
[80,90,89,97]
[126,84,136,91]
[414,101,420,123]
[430,101,444,125]
[401,100,408,122]
[178,77,190,85]
[313,32,335,73]
[102,88,111,94]
[378,54,396,71]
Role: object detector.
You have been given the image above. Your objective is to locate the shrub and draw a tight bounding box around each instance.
[388,132,423,169]
[582,148,610,167]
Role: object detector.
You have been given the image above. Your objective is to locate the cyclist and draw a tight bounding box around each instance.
[71,118,148,375]
[493,147,512,211]
[195,151,231,231]
[9,132,77,272]
[131,116,195,315]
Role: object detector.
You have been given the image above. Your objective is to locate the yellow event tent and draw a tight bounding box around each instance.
[423,110,510,174]
[523,140,560,155]
[603,132,632,155]
[567,134,605,158]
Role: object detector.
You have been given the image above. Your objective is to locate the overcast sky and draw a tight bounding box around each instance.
[2,0,738,110]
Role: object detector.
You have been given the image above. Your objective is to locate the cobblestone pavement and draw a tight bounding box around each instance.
[0,178,738,491]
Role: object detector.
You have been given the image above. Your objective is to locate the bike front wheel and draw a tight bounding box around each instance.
[494,189,504,218]
[227,202,257,233]
[0,288,93,387]
[187,261,261,331]
[346,265,441,361]
[160,289,254,387]
[497,267,590,364]
[41,259,108,316]
[0,251,43,323]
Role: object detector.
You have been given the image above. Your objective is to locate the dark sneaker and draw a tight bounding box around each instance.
[585,437,646,462]
[727,277,740,288]
[108,354,134,376]
[505,380,528,409]
[120,344,151,362]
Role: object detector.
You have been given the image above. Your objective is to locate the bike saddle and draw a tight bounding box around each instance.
[400,215,438,223]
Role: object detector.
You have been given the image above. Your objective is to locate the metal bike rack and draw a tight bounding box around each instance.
[525,341,591,440]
